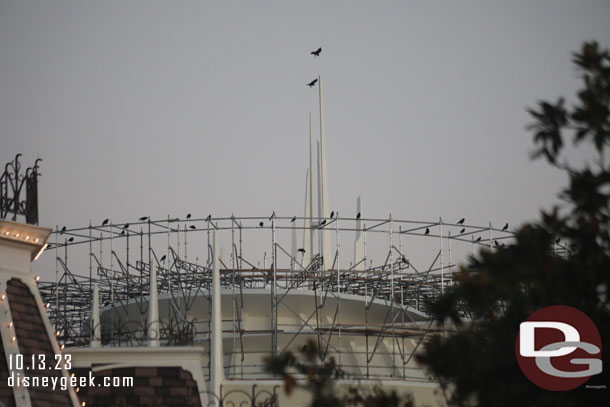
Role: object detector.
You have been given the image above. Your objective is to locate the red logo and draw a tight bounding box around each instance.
[515,305,602,391]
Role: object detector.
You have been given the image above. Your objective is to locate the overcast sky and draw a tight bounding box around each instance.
[1,1,609,244]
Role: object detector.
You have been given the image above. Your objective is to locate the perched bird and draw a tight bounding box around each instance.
[402,256,408,263]
[311,47,322,57]
[298,248,306,253]
[424,228,430,235]
[186,213,191,219]
[457,218,465,225]
[475,236,482,242]
[460,228,465,234]
[307,78,318,88]
[189,225,196,230]
[159,255,166,262]
[555,238,561,244]
[60,226,66,234]
[320,219,327,227]
[102,219,109,226]
[356,212,361,220]
[139,216,148,221]
[291,216,296,223]
[206,214,212,222]
[119,230,125,236]
[502,223,509,231]
[330,211,335,219]
[259,222,264,227]
[67,237,74,243]
[122,223,130,229]
[494,240,500,247]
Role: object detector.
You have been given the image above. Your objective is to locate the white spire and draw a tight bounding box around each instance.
[318,76,331,268]
[303,168,312,268]
[354,196,365,270]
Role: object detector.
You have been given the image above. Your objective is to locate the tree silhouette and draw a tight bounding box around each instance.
[417,41,610,407]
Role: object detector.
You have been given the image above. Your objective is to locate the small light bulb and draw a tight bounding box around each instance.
[1,294,5,300]
[76,387,80,392]
[45,302,50,308]
[60,344,65,350]
[11,336,16,342]
[9,322,13,328]
[56,330,60,336]
[35,276,40,281]
[34,238,39,243]
[15,233,19,238]
[25,235,30,240]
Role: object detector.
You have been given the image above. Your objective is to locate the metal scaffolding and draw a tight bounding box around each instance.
[37,215,525,381]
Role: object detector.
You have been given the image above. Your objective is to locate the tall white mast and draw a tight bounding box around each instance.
[318,76,332,268]
[354,196,364,270]
[303,169,312,268]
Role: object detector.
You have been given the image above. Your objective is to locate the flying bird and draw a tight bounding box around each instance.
[186,213,191,219]
[291,216,296,223]
[307,78,318,88]
[457,218,465,225]
[311,47,322,57]
[102,219,109,226]
[159,255,166,262]
[424,228,430,235]
[460,228,465,234]
[502,223,509,231]
[189,225,196,230]
[139,216,148,221]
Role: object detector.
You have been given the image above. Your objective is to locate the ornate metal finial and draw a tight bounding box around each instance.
[0,154,42,225]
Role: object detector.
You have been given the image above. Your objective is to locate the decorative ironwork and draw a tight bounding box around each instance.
[0,154,41,225]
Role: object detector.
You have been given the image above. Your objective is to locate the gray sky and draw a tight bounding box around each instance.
[1,1,609,239]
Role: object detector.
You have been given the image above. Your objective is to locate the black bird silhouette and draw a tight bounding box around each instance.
[122,223,129,229]
[119,230,125,236]
[139,216,148,221]
[67,237,74,243]
[189,225,196,230]
[494,240,500,247]
[460,228,465,234]
[291,216,296,223]
[555,238,561,244]
[402,256,408,263]
[102,219,109,226]
[311,47,322,57]
[320,219,327,227]
[475,236,482,242]
[159,255,166,262]
[307,78,318,88]
[457,218,465,225]
[424,228,430,235]
[206,215,212,222]
[60,226,66,234]
[502,223,509,231]
[259,222,264,227]
[330,211,335,219]
[298,248,306,253]
[356,212,361,220]
[186,213,191,219]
